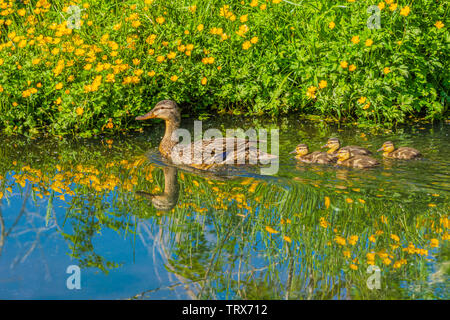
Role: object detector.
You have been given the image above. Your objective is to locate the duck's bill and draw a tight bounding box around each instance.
[289,150,297,154]
[377,147,384,152]
[320,144,328,148]
[135,110,156,120]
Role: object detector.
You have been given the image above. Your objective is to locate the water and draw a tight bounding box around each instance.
[0,116,448,299]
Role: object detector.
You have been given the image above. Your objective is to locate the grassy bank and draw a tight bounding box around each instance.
[0,0,448,136]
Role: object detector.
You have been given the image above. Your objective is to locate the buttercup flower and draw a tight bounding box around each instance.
[351,35,360,44]
[319,80,327,89]
[400,6,410,16]
[435,21,444,29]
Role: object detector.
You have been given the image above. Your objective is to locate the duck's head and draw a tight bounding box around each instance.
[337,149,351,162]
[377,141,395,153]
[321,137,341,153]
[136,191,178,211]
[290,143,309,156]
[136,100,180,123]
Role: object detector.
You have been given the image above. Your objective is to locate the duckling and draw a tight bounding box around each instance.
[336,149,379,169]
[290,144,336,164]
[377,141,421,160]
[321,138,372,158]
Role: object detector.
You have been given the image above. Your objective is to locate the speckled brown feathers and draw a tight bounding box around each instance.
[337,155,380,168]
[322,138,372,159]
[377,141,421,160]
[337,149,379,169]
[291,144,335,164]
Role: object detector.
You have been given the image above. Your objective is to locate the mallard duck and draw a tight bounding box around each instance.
[336,149,379,169]
[290,144,335,164]
[377,141,421,160]
[321,138,372,158]
[136,100,277,171]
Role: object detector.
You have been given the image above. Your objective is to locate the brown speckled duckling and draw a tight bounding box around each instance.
[322,137,372,158]
[336,149,379,169]
[290,144,336,164]
[377,141,421,160]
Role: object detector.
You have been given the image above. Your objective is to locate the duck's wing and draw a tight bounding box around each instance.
[393,147,421,159]
[311,151,336,164]
[173,137,277,167]
[342,146,372,155]
[349,155,379,168]
[212,138,277,165]
[296,153,314,163]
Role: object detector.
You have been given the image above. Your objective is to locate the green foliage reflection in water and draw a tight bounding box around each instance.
[0,136,448,299]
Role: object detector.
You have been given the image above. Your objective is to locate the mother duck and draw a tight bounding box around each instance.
[136,100,277,171]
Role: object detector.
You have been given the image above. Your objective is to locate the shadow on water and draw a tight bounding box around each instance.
[0,117,448,299]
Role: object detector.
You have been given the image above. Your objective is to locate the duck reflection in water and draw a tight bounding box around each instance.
[136,166,180,211]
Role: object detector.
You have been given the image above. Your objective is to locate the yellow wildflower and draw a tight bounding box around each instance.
[334,236,346,246]
[358,97,367,104]
[400,6,410,16]
[324,196,330,209]
[306,86,317,99]
[389,3,398,11]
[435,21,444,29]
[242,41,251,50]
[430,239,439,248]
[348,235,358,245]
[265,226,279,234]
